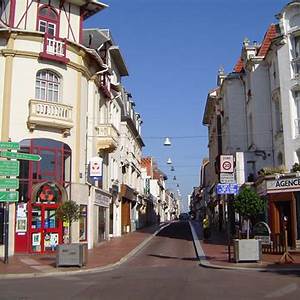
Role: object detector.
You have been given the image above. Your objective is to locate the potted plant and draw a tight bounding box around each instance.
[55,200,86,267]
[56,200,80,243]
[233,186,265,262]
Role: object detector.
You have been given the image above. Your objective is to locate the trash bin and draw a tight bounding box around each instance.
[56,243,88,267]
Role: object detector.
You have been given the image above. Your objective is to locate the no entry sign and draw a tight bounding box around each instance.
[220,155,234,173]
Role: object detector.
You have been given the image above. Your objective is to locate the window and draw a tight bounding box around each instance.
[274,99,282,133]
[37,6,58,37]
[79,205,87,242]
[293,35,300,75]
[35,70,60,102]
[295,91,300,135]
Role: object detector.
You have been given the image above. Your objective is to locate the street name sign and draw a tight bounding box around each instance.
[220,172,236,184]
[216,183,239,195]
[0,151,41,161]
[0,142,20,150]
[0,161,20,176]
[0,191,19,202]
[0,178,19,189]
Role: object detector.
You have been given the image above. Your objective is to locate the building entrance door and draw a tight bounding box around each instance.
[29,203,62,253]
[275,201,292,247]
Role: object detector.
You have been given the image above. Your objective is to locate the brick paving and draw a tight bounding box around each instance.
[0,224,161,276]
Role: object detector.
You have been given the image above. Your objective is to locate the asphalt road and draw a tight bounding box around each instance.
[1,221,300,300]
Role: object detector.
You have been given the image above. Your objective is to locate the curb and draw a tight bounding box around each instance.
[0,223,171,280]
[188,221,300,272]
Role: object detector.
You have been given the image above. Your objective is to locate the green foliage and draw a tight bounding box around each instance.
[234,186,264,220]
[56,200,80,225]
[258,165,287,176]
[291,163,300,172]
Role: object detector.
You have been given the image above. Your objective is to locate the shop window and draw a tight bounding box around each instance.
[79,205,87,241]
[35,70,61,102]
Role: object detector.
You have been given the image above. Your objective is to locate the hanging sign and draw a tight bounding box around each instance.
[89,157,103,178]
[220,155,234,173]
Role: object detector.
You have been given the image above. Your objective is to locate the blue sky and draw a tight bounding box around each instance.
[85,0,287,212]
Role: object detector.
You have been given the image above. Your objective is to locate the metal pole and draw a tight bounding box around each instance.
[3,202,9,264]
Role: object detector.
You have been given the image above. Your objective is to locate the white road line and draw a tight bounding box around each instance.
[264,283,299,298]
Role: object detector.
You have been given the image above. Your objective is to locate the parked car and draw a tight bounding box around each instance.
[179,213,189,221]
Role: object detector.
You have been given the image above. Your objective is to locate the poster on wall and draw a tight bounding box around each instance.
[32,233,41,246]
[16,218,27,233]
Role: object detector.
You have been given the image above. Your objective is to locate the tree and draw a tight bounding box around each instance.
[234,186,264,239]
[56,200,80,244]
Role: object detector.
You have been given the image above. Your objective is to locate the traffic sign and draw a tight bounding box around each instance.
[0,161,19,176]
[220,172,236,184]
[0,142,20,150]
[216,183,239,195]
[0,178,19,189]
[0,191,19,202]
[220,155,234,173]
[0,151,41,161]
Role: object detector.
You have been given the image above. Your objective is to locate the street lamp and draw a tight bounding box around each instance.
[166,158,172,164]
[164,137,171,146]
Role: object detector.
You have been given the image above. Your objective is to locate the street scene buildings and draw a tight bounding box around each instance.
[190,1,300,251]
[0,0,180,258]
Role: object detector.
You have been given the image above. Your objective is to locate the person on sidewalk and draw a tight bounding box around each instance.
[203,215,210,240]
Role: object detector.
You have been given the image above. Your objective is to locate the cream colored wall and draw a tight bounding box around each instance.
[14,0,80,43]
[14,0,37,30]
[0,54,5,135]
[60,4,81,43]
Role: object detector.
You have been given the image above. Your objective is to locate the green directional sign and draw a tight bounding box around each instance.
[0,161,19,176]
[0,151,41,161]
[0,178,19,189]
[0,191,19,202]
[0,142,20,150]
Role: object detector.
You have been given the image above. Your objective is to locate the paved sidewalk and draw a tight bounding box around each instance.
[0,223,166,279]
[189,220,300,271]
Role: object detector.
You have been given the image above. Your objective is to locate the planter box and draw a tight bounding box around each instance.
[234,239,262,262]
[56,243,87,267]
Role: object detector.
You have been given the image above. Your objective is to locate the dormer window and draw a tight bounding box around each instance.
[37,6,58,37]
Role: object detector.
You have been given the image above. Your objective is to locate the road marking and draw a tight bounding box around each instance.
[264,283,298,298]
[189,221,206,259]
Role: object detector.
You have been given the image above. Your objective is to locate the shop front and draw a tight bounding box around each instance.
[120,184,137,234]
[14,138,71,254]
[256,174,300,249]
[93,187,110,244]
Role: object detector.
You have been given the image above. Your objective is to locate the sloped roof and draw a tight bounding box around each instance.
[233,57,244,73]
[257,24,278,57]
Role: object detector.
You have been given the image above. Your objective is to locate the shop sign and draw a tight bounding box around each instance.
[220,172,235,184]
[89,157,103,178]
[253,222,271,245]
[95,190,110,207]
[266,177,300,193]
[220,155,234,173]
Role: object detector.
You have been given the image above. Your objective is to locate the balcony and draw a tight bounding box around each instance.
[95,124,119,152]
[39,35,69,64]
[27,99,73,136]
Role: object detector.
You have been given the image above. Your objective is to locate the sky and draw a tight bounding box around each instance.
[85,0,288,212]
